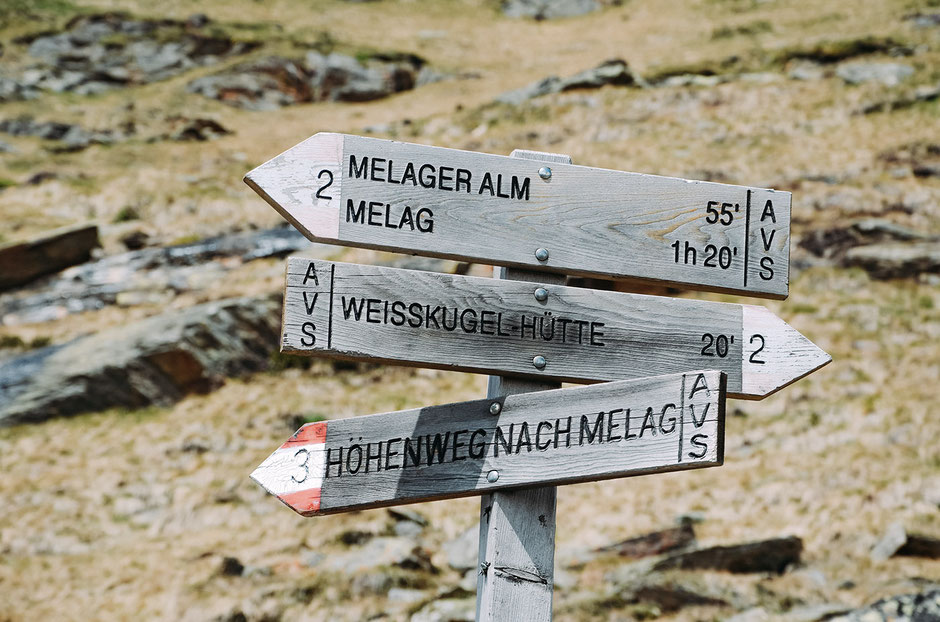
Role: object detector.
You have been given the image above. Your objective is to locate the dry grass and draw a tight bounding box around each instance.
[0,0,938,620]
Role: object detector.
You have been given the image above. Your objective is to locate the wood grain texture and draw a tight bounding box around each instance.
[281,259,830,399]
[245,132,791,299]
[249,370,726,517]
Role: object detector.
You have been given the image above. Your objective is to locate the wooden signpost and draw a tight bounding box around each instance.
[245,132,791,299]
[250,370,725,516]
[280,257,829,399]
[243,134,830,621]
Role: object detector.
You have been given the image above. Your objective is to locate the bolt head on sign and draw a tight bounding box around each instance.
[244,132,792,299]
[250,371,726,517]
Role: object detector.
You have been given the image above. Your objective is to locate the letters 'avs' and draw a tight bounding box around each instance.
[245,133,791,299]
[281,259,830,400]
[251,371,725,516]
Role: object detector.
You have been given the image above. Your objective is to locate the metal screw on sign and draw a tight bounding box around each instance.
[538,166,552,180]
[532,355,547,370]
[535,248,549,262]
[534,287,548,302]
[486,470,500,483]
[489,402,502,415]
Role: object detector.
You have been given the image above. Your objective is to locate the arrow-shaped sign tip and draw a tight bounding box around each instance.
[741,306,831,399]
[250,422,328,516]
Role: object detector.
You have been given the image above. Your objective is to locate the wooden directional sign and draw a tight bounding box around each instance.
[245,133,791,299]
[282,259,829,400]
[251,371,725,516]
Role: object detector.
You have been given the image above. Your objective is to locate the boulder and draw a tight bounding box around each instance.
[0,225,312,325]
[872,523,940,561]
[0,116,123,151]
[17,12,259,94]
[0,294,281,426]
[497,58,638,104]
[502,0,600,20]
[843,241,940,279]
[442,524,479,572]
[0,224,100,292]
[187,51,426,110]
[836,62,914,86]
[652,536,802,574]
[0,76,40,102]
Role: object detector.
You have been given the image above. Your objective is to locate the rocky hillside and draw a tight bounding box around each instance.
[0,0,937,620]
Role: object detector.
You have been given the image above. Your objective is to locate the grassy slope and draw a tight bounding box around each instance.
[0,0,938,620]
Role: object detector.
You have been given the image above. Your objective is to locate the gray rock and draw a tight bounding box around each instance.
[0,116,123,151]
[0,225,312,325]
[502,0,600,20]
[903,12,940,29]
[0,76,40,102]
[0,293,281,426]
[788,61,826,81]
[497,58,637,104]
[442,524,479,572]
[843,241,940,279]
[827,589,940,622]
[189,51,426,110]
[836,62,914,86]
[871,521,908,561]
[595,523,696,558]
[0,224,100,292]
[324,536,431,574]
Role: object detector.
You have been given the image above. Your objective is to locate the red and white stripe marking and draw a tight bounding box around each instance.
[250,422,327,514]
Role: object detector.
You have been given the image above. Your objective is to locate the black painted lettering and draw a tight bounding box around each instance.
[404,436,422,468]
[469,429,487,459]
[590,322,606,346]
[325,446,343,477]
[689,373,710,399]
[418,164,436,189]
[346,444,363,474]
[639,408,657,438]
[452,429,468,462]
[760,228,775,251]
[349,154,367,179]
[408,303,423,328]
[535,421,552,450]
[520,315,537,339]
[511,176,530,201]
[624,408,637,440]
[606,409,623,442]
[479,172,495,197]
[427,432,451,465]
[689,402,710,428]
[760,199,777,223]
[390,301,406,326]
[496,174,509,198]
[459,309,478,333]
[659,404,677,434]
[300,321,316,347]
[385,438,401,470]
[365,441,383,473]
[441,308,457,331]
[416,208,434,233]
[456,168,472,193]
[515,422,533,453]
[425,305,441,329]
[438,166,454,191]
[346,199,366,224]
[365,298,382,324]
[759,256,775,280]
[479,310,495,335]
[302,291,318,315]
[370,157,386,182]
[579,413,604,445]
[383,204,397,229]
[302,262,319,286]
[368,201,383,226]
[401,162,417,186]
[495,424,514,457]
[554,416,571,448]
[497,313,510,337]
[387,160,400,184]
[688,434,709,459]
[397,205,414,230]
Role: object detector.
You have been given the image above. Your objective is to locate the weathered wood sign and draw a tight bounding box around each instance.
[282,258,829,399]
[251,371,725,516]
[245,133,791,299]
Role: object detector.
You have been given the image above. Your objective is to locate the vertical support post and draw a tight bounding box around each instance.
[475,150,573,622]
